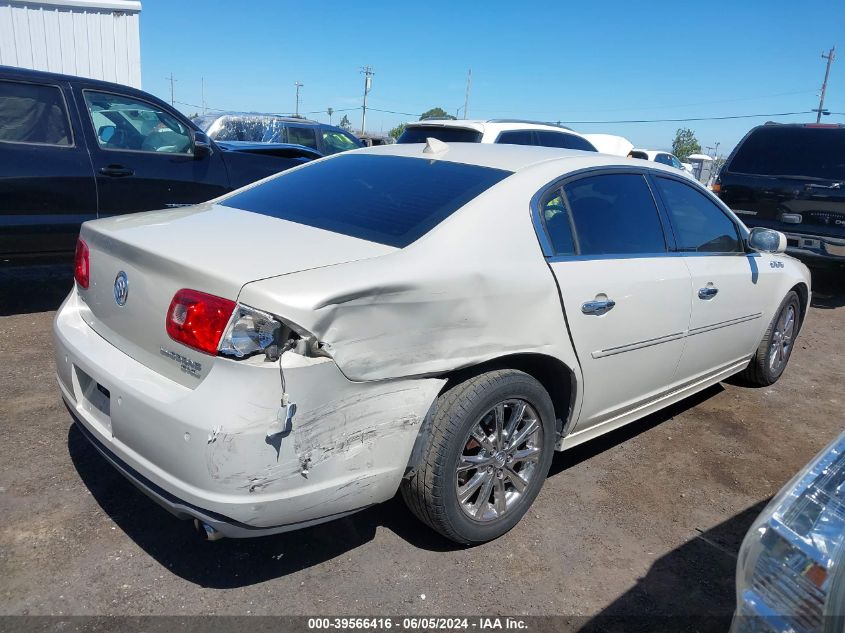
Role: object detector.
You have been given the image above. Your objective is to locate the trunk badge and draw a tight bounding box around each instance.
[113,271,129,306]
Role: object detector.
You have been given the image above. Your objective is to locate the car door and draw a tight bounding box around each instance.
[73,86,230,216]
[537,170,693,432]
[652,174,769,382]
[0,77,96,258]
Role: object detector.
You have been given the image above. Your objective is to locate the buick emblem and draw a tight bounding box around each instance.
[113,271,129,306]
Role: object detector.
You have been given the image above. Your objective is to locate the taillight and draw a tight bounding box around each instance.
[74,238,90,288]
[710,182,722,193]
[166,289,236,355]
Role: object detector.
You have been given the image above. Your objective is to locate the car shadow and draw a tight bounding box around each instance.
[578,500,768,633]
[809,265,845,309]
[67,384,727,589]
[0,263,73,316]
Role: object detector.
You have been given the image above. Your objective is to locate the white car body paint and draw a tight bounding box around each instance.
[53,142,812,536]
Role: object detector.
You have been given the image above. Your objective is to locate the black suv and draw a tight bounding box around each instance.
[0,66,320,262]
[715,123,845,265]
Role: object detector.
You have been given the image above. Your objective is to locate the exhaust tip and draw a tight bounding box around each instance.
[193,518,224,541]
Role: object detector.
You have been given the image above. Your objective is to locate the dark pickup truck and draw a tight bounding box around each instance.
[0,66,321,262]
[715,122,845,265]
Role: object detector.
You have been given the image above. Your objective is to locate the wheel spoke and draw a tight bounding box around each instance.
[494,403,505,450]
[510,446,541,464]
[458,471,488,503]
[504,402,526,440]
[471,426,495,452]
[505,467,528,493]
[473,473,495,518]
[494,478,507,516]
[507,418,539,452]
[457,454,493,473]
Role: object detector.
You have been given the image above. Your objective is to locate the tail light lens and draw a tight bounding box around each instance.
[166,289,236,355]
[74,238,90,289]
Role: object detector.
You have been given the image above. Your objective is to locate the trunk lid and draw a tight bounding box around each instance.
[77,203,395,387]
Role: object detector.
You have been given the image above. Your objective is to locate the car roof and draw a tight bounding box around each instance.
[200,112,323,125]
[352,141,686,176]
[1,64,154,98]
[406,119,582,135]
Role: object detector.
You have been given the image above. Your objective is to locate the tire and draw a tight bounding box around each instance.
[738,290,802,387]
[400,369,556,544]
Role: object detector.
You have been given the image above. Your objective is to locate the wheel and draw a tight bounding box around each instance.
[738,290,801,387]
[401,369,556,544]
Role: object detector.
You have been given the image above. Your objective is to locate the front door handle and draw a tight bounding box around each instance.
[582,297,616,315]
[698,286,719,300]
[99,165,134,178]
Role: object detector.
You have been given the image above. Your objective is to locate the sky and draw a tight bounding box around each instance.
[139,0,844,156]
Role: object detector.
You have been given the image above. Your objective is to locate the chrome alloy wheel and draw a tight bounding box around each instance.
[769,303,796,373]
[455,399,543,522]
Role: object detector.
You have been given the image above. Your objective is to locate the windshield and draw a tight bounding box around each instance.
[398,126,483,144]
[203,115,288,142]
[221,154,511,247]
[727,127,845,181]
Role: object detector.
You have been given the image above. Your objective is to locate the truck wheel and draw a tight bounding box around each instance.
[401,369,556,544]
[739,290,801,387]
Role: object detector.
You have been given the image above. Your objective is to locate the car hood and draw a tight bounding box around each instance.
[216,141,323,160]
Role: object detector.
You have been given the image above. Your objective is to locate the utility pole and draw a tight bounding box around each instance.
[815,46,836,123]
[361,65,374,134]
[294,81,303,117]
[463,68,472,120]
[201,77,206,114]
[166,73,177,107]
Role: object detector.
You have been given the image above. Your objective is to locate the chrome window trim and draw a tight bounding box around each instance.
[0,78,76,148]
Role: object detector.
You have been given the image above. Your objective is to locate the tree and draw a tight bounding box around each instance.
[419,107,455,121]
[339,114,352,130]
[671,128,701,162]
[389,123,406,139]
[327,107,334,124]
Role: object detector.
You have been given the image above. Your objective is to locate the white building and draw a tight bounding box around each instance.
[0,0,142,87]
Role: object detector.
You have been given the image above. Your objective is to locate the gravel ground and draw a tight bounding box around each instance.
[0,263,843,626]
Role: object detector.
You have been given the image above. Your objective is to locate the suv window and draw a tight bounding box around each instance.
[654,177,742,253]
[84,91,192,154]
[397,126,483,144]
[654,153,674,166]
[727,126,845,181]
[562,173,666,255]
[535,130,596,151]
[540,189,575,255]
[287,125,319,150]
[321,129,360,154]
[221,154,512,248]
[495,130,534,145]
[0,80,72,146]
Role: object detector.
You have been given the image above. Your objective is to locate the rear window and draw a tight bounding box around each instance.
[534,130,597,151]
[727,126,845,181]
[398,126,483,144]
[220,154,512,247]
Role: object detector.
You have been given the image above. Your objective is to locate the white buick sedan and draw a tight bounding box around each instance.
[54,142,811,544]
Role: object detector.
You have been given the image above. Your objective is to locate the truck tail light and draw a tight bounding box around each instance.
[74,238,90,289]
[166,289,236,355]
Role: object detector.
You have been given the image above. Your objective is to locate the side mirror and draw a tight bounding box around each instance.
[192,130,213,158]
[97,125,116,144]
[748,227,787,254]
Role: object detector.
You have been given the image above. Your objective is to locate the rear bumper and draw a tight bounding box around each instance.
[783,231,845,262]
[54,290,443,536]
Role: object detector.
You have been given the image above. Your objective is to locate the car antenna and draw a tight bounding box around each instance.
[423,137,449,154]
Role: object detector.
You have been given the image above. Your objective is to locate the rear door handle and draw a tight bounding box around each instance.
[99,165,134,178]
[581,298,616,315]
[698,286,719,300]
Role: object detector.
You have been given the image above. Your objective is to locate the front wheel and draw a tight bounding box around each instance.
[401,369,556,544]
[738,290,802,387]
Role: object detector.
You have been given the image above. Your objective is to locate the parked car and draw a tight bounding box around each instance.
[54,142,810,544]
[397,118,598,151]
[714,123,845,265]
[192,112,364,155]
[628,148,693,174]
[0,67,320,262]
[732,428,845,632]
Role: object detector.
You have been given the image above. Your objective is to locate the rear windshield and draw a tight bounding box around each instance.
[727,127,845,181]
[220,154,512,247]
[398,126,483,144]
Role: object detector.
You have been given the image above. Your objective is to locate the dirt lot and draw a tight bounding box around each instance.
[0,263,843,627]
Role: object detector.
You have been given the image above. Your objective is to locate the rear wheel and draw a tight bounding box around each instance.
[739,290,801,386]
[401,369,556,544]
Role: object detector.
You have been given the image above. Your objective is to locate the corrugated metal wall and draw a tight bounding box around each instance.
[0,1,141,87]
